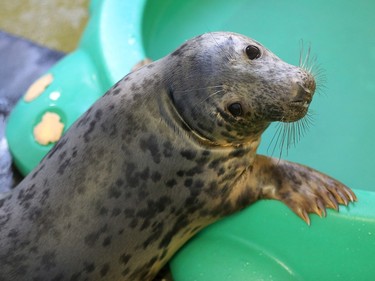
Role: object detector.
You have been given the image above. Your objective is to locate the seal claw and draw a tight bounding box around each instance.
[336,189,349,206]
[254,155,356,225]
[343,187,357,202]
[326,192,340,211]
[297,208,311,225]
[314,198,326,217]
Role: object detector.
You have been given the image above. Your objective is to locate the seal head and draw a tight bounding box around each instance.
[168,32,316,146]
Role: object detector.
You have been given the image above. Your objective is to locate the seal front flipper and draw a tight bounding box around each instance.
[252,155,357,225]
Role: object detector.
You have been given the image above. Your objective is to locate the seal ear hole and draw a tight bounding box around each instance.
[228,103,243,117]
[245,45,261,60]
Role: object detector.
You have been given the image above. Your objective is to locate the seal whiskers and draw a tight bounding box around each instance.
[268,110,314,157]
[299,41,327,94]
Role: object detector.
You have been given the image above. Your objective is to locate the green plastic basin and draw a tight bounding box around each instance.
[6,0,375,280]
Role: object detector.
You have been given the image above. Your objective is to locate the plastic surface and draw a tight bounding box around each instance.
[5,0,375,280]
[171,190,375,281]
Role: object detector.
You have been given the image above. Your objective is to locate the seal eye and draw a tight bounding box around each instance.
[245,45,261,60]
[228,103,243,117]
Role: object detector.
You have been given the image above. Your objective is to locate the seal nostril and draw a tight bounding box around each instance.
[292,84,313,106]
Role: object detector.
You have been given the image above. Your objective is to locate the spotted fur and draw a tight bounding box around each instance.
[0,32,355,280]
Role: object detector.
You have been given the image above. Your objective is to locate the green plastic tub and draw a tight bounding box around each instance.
[6,0,375,280]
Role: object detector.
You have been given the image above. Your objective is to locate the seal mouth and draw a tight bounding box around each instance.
[290,99,311,109]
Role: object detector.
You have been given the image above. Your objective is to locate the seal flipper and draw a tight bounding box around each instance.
[252,155,357,225]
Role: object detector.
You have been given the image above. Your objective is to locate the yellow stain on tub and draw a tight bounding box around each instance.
[33,112,64,145]
[24,73,54,102]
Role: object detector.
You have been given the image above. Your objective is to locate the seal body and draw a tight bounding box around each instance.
[0,32,356,280]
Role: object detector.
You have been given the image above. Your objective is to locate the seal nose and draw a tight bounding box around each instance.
[303,76,316,95]
[293,84,312,106]
[293,75,316,104]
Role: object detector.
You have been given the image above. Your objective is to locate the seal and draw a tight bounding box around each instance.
[0,32,356,281]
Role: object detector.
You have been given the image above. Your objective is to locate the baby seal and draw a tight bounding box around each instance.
[0,32,356,280]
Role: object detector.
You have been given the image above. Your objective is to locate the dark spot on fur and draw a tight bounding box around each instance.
[57,158,71,175]
[102,236,112,247]
[59,150,67,162]
[176,170,184,177]
[119,253,131,265]
[166,178,177,188]
[229,147,247,158]
[100,263,110,277]
[146,256,158,268]
[0,197,6,209]
[220,130,237,141]
[205,181,220,198]
[84,224,108,247]
[218,167,225,176]
[137,197,172,219]
[180,149,197,160]
[111,208,121,217]
[18,184,36,206]
[193,179,204,189]
[112,88,121,96]
[95,109,103,121]
[39,188,50,205]
[7,229,18,238]
[151,171,162,182]
[163,141,173,157]
[202,150,211,156]
[84,262,95,273]
[143,221,164,249]
[184,178,193,187]
[208,158,222,170]
[131,83,140,92]
[140,167,150,181]
[140,135,161,164]
[159,216,189,249]
[83,120,96,143]
[185,165,203,176]
[108,185,122,199]
[0,213,11,228]
[71,147,78,158]
[125,162,139,188]
[236,187,256,209]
